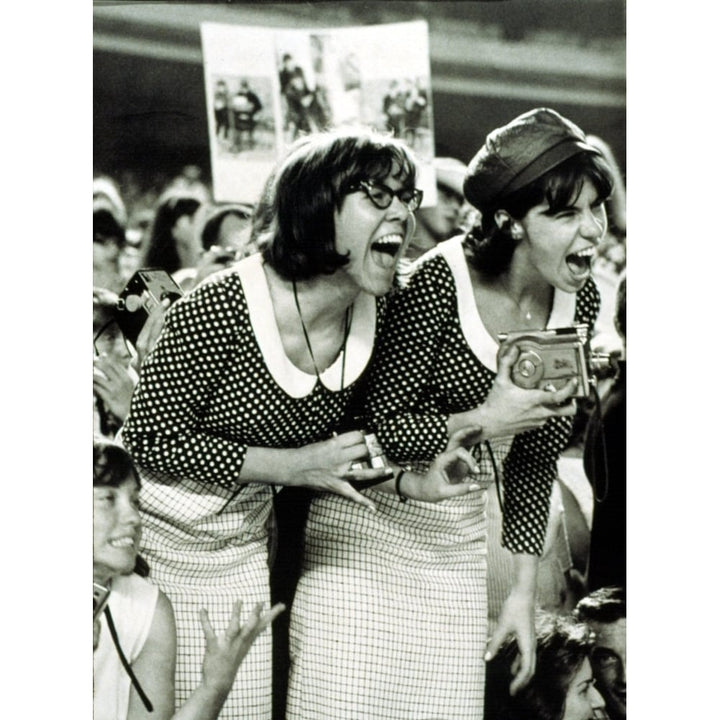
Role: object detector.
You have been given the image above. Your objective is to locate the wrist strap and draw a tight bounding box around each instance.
[395,469,408,503]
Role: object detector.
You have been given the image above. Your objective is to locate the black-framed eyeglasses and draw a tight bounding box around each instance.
[349,180,423,212]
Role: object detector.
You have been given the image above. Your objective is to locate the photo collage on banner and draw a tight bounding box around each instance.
[201,20,437,206]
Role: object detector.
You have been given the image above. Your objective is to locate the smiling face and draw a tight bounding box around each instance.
[562,657,607,720]
[93,474,142,585]
[514,178,607,293]
[333,170,414,296]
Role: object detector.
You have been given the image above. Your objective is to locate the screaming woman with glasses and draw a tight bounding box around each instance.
[121,128,481,719]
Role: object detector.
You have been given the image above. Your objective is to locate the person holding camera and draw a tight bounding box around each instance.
[121,128,481,719]
[93,438,285,720]
[330,108,613,717]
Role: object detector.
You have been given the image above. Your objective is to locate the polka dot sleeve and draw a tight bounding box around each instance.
[366,257,456,462]
[121,279,248,489]
[500,276,601,554]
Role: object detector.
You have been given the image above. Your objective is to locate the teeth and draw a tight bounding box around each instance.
[109,537,135,548]
[571,247,596,258]
[373,234,403,247]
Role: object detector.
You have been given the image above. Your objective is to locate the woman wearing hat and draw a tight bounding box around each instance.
[344,108,614,717]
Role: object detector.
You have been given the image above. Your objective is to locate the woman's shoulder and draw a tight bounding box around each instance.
[394,236,464,298]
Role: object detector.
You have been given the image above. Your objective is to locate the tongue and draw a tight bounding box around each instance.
[566,253,591,276]
[372,246,398,269]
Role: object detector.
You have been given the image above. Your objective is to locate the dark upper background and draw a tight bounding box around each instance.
[94,0,625,196]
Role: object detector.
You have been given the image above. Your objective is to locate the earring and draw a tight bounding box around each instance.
[510,224,523,240]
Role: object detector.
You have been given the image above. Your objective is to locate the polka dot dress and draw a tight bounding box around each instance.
[287,236,599,718]
[121,253,384,720]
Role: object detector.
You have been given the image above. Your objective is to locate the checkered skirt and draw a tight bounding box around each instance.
[137,468,274,720]
[287,444,508,719]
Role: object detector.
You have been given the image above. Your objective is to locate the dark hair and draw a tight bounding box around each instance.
[93,438,149,577]
[93,437,139,489]
[198,204,254,252]
[142,192,203,274]
[94,207,125,246]
[485,612,595,720]
[258,129,417,280]
[574,586,626,625]
[464,150,614,276]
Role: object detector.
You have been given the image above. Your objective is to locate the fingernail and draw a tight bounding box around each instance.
[469,484,480,491]
[484,651,492,661]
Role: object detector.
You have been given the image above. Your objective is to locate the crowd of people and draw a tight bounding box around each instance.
[93,106,626,720]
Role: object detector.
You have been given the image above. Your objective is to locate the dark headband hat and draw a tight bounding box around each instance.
[463,107,601,209]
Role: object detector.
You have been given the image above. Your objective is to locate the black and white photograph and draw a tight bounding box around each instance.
[82,2,680,719]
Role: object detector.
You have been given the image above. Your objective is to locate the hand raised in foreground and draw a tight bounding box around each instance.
[199,601,285,694]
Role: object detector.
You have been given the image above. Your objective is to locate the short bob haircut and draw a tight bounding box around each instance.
[464,150,614,277]
[484,612,596,720]
[257,128,417,281]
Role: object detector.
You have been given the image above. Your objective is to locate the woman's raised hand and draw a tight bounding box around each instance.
[470,344,578,439]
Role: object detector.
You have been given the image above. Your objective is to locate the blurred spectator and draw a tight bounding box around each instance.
[403,156,468,262]
[94,197,127,294]
[584,273,626,592]
[93,290,136,438]
[174,202,256,291]
[140,188,206,277]
[94,175,128,228]
[485,611,607,720]
[574,587,626,720]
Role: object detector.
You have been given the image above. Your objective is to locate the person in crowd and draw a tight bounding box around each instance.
[94,287,171,437]
[583,274,626,592]
[121,128,481,719]
[296,107,612,718]
[402,155,468,262]
[93,437,285,720]
[213,79,231,141]
[139,187,206,278]
[484,611,607,720]
[574,587,626,720]
[173,202,256,292]
[231,80,263,152]
[94,196,128,294]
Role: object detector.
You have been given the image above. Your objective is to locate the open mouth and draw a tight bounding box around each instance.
[566,247,596,277]
[109,536,137,549]
[370,234,404,269]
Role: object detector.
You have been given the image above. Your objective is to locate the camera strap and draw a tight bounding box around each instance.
[103,605,154,712]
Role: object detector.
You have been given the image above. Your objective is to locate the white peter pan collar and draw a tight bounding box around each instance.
[438,237,577,373]
[237,253,376,397]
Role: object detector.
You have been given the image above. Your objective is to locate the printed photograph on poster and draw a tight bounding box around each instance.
[202,20,437,206]
[201,23,283,204]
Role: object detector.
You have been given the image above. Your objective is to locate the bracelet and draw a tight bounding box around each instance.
[395,469,408,503]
